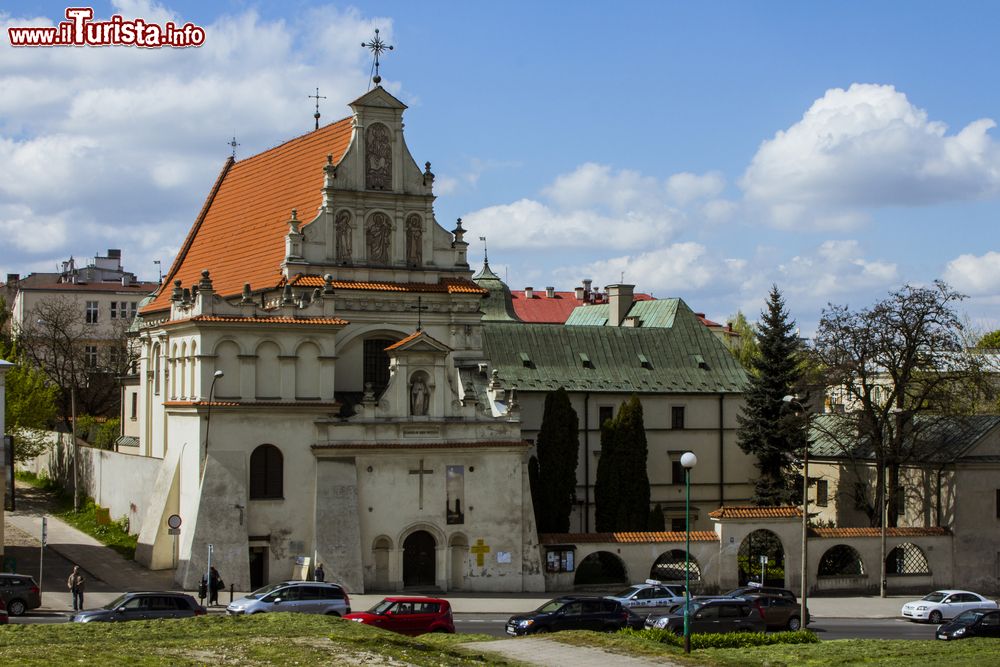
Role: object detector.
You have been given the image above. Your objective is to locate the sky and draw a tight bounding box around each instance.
[2,1,1000,336]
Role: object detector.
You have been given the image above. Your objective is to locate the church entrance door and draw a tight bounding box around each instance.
[403,531,436,588]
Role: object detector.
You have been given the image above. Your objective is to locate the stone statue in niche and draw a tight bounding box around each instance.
[335,209,352,262]
[366,213,392,264]
[410,375,430,416]
[365,123,392,190]
[406,214,422,265]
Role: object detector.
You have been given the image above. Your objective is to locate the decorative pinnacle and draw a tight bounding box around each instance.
[361,28,394,86]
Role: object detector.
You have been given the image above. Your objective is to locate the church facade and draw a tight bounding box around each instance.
[132,86,543,593]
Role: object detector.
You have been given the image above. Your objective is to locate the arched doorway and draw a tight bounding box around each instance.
[650,549,702,584]
[738,529,785,587]
[403,530,436,587]
[573,551,628,587]
[818,544,866,577]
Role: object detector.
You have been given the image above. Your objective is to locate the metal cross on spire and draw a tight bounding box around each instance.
[228,135,240,158]
[361,28,394,88]
[308,87,327,130]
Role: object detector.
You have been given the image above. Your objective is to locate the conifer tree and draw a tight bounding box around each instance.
[595,395,651,530]
[736,285,808,505]
[534,388,579,533]
[594,417,618,532]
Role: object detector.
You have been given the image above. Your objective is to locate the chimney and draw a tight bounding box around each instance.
[582,278,593,301]
[545,286,555,298]
[607,284,634,327]
[574,286,585,300]
[107,249,121,259]
[5,273,19,284]
[524,287,533,299]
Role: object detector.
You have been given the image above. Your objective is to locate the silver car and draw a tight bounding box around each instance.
[72,592,206,622]
[227,581,351,616]
[607,580,687,612]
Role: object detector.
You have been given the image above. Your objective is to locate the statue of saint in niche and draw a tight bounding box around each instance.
[406,214,422,266]
[366,213,392,264]
[365,123,392,190]
[410,375,429,416]
[335,210,352,262]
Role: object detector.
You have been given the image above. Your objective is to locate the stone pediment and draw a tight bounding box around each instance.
[385,330,451,356]
[350,86,407,111]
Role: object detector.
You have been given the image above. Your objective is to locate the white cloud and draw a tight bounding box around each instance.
[666,171,725,206]
[944,251,1000,295]
[741,83,1000,228]
[776,240,898,298]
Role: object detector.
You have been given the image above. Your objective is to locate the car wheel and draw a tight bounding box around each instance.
[532,626,549,634]
[928,611,942,624]
[787,616,801,631]
[325,611,341,617]
[7,599,27,617]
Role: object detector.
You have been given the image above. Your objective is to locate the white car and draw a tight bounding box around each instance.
[606,580,687,611]
[901,590,998,623]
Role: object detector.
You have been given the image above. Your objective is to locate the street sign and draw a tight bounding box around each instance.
[41,516,47,547]
[167,528,181,535]
[167,514,182,529]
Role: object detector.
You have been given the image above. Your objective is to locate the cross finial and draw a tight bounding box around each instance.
[479,236,488,264]
[228,135,240,158]
[361,28,394,88]
[308,87,327,130]
[410,296,430,331]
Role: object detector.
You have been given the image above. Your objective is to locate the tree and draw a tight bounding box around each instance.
[811,281,978,526]
[594,395,650,531]
[736,285,809,506]
[727,310,761,373]
[2,341,59,462]
[977,329,1000,350]
[534,388,579,533]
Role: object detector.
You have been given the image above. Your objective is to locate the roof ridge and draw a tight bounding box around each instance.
[235,116,352,167]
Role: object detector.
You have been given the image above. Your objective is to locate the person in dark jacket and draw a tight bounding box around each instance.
[314,563,325,582]
[202,567,224,606]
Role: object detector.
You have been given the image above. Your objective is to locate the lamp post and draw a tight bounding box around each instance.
[880,407,902,598]
[203,370,224,468]
[681,451,697,654]
[783,395,809,631]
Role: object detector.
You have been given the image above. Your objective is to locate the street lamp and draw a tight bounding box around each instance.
[782,394,809,632]
[681,451,697,654]
[203,370,224,468]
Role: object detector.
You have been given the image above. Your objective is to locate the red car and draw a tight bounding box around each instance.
[0,597,8,625]
[345,596,454,635]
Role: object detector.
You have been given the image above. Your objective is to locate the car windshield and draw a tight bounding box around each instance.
[673,601,704,615]
[536,599,568,614]
[613,587,642,598]
[246,583,284,600]
[102,594,130,610]
[952,611,983,626]
[921,592,948,603]
[369,599,397,614]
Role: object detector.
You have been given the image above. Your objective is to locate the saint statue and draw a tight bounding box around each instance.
[335,210,352,262]
[406,214,422,266]
[366,213,391,264]
[410,376,429,416]
[365,123,392,190]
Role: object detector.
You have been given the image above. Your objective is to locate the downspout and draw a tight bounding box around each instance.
[584,391,590,533]
[718,394,725,505]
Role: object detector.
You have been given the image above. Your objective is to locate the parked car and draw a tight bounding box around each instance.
[723,585,796,603]
[506,596,633,636]
[936,608,1000,640]
[607,580,687,612]
[746,594,809,631]
[645,598,766,634]
[345,596,454,635]
[226,581,351,616]
[901,590,998,624]
[0,597,8,625]
[72,592,206,622]
[0,573,42,617]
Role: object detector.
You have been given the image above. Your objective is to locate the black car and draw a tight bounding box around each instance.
[645,597,767,634]
[505,596,635,636]
[936,608,1000,640]
[0,573,42,617]
[724,585,796,603]
[72,592,207,622]
[746,594,809,630]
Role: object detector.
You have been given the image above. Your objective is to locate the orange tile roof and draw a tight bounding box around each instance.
[312,441,530,450]
[143,118,355,314]
[384,331,423,350]
[709,506,803,519]
[164,315,349,326]
[810,526,951,538]
[163,400,341,408]
[289,275,486,294]
[539,531,718,544]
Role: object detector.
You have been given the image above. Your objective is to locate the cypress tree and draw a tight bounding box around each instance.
[595,395,651,531]
[648,503,666,531]
[594,416,618,532]
[736,285,808,505]
[535,388,579,533]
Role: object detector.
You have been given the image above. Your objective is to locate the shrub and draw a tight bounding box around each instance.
[619,628,818,649]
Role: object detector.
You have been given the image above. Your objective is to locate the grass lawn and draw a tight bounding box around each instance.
[0,613,514,666]
[553,631,1000,666]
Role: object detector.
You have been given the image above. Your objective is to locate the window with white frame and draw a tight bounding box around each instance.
[85,301,99,324]
[84,345,98,367]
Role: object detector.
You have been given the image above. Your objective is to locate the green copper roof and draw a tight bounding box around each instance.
[473,261,520,322]
[482,299,746,393]
[565,299,680,328]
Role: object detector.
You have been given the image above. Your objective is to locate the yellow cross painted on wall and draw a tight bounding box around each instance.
[470,538,491,567]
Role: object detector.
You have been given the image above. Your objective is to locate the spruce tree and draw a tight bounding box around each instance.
[736,285,808,505]
[594,417,618,532]
[595,395,651,531]
[534,388,579,533]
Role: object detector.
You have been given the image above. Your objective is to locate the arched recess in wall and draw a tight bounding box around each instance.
[179,341,187,399]
[152,343,161,396]
[818,544,866,577]
[249,444,283,499]
[650,549,702,584]
[255,341,281,399]
[885,542,931,575]
[573,551,628,587]
[170,343,178,398]
[295,341,321,400]
[189,341,198,398]
[373,536,392,591]
[214,340,240,398]
[738,529,786,587]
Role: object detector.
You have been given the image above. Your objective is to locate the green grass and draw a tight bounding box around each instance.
[0,613,513,666]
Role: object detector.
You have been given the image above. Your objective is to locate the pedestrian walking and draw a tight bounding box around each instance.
[314,563,325,582]
[209,566,224,606]
[67,565,86,611]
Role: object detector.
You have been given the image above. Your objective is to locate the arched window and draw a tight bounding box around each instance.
[249,444,283,499]
[363,338,394,395]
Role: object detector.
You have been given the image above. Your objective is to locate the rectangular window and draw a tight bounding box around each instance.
[130,392,138,420]
[130,301,138,318]
[598,406,613,427]
[110,302,118,319]
[671,406,685,429]
[362,339,393,396]
[85,301,99,324]
[671,517,687,532]
[671,459,684,485]
[816,479,829,507]
[84,345,98,367]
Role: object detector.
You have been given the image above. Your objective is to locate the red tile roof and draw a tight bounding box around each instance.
[709,506,803,519]
[810,527,951,538]
[165,315,349,326]
[384,331,423,350]
[509,290,653,324]
[289,275,486,294]
[163,400,341,408]
[143,118,355,314]
[539,531,718,544]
